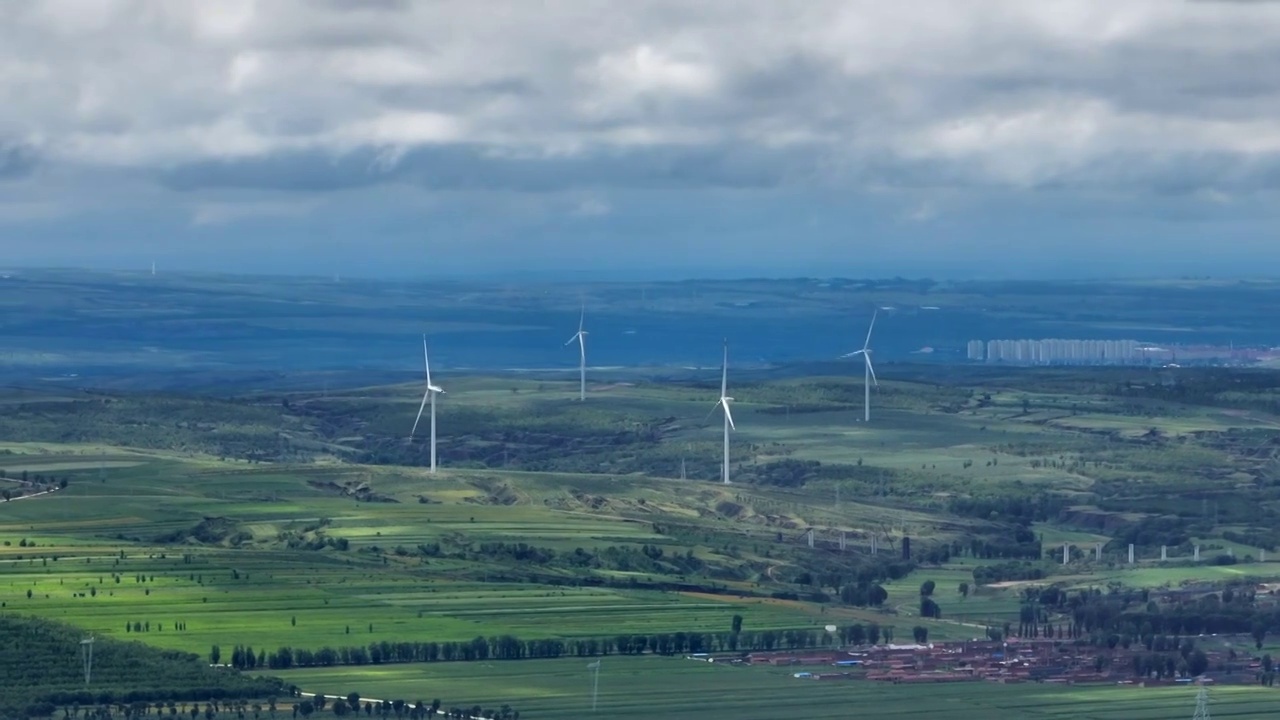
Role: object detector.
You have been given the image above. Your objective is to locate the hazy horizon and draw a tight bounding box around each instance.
[1,264,1274,283]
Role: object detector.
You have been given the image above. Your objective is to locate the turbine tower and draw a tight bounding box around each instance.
[80,635,95,686]
[707,340,736,484]
[587,659,601,712]
[843,310,879,422]
[410,336,446,473]
[565,305,588,401]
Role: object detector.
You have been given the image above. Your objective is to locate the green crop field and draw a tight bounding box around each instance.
[275,655,1276,720]
[6,364,1280,717]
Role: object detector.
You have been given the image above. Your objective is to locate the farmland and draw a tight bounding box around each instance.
[277,655,1276,720]
[5,364,1280,716]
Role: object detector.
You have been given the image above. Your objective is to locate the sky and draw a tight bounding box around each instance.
[1,0,1279,280]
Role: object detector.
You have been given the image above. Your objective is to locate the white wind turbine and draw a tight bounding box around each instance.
[706,340,735,484]
[843,310,878,422]
[410,335,445,473]
[565,305,588,401]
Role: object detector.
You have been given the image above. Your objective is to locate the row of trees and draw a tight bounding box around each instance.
[215,622,907,671]
[1010,583,1280,650]
[302,693,519,720]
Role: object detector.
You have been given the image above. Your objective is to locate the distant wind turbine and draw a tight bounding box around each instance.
[80,635,95,685]
[587,659,601,712]
[842,310,879,422]
[410,336,445,473]
[706,340,735,484]
[565,305,588,401]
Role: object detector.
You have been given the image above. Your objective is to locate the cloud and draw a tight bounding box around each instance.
[3,1,1280,276]
[0,141,39,180]
[1,0,1276,195]
[0,200,61,223]
[571,197,612,217]
[191,199,317,226]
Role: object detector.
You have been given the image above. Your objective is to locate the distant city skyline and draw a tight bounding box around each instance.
[970,338,1271,366]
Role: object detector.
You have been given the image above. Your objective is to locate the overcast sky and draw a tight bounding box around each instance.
[1,0,1279,279]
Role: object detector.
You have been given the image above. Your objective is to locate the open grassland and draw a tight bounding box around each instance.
[276,655,1278,720]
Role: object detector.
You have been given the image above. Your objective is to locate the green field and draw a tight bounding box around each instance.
[276,655,1277,720]
[6,365,1280,716]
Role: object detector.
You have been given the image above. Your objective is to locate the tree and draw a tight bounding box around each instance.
[958,582,969,599]
[298,701,314,719]
[346,695,360,712]
[731,614,743,635]
[920,580,936,597]
[912,626,928,643]
[1253,622,1268,650]
[1188,649,1209,677]
[920,597,941,618]
[1264,654,1274,673]
[211,645,221,665]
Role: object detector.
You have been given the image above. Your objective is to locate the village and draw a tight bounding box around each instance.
[695,637,1273,687]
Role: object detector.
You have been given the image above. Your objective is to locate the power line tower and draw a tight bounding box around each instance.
[1192,684,1210,720]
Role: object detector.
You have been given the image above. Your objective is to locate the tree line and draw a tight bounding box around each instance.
[218,623,901,671]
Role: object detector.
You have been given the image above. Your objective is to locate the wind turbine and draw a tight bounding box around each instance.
[565,305,588,401]
[587,659,601,712]
[80,635,95,685]
[706,340,735,484]
[410,336,445,473]
[842,310,878,422]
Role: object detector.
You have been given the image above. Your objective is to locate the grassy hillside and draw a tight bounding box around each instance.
[0,615,287,718]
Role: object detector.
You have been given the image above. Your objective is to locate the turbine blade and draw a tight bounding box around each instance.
[724,401,736,430]
[423,335,432,388]
[721,340,728,397]
[578,304,585,333]
[410,390,430,438]
[704,399,723,424]
[866,355,879,386]
[863,309,878,350]
[565,332,579,346]
[842,350,865,358]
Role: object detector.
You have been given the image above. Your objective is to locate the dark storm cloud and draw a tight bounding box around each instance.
[0,141,38,181]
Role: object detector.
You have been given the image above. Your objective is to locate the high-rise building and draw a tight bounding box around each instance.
[967,340,985,361]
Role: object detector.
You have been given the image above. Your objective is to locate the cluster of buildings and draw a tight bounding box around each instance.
[964,338,1278,366]
[968,339,1148,365]
[731,638,1258,686]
